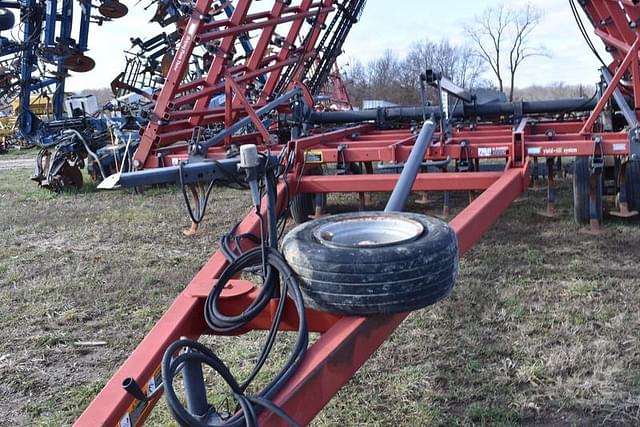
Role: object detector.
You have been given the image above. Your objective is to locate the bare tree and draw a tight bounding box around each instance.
[465,3,546,101]
[344,50,415,107]
[368,49,400,100]
[507,4,546,102]
[405,39,484,89]
[343,40,488,108]
[465,5,511,95]
[401,39,485,104]
[342,57,369,108]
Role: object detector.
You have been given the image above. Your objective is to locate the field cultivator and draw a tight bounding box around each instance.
[0,0,131,137]
[66,0,640,425]
[315,62,352,110]
[129,0,366,171]
[0,0,188,187]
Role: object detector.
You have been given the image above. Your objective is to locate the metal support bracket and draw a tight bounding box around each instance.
[591,136,605,172]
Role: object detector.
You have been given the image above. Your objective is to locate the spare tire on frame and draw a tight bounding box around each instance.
[282,211,458,316]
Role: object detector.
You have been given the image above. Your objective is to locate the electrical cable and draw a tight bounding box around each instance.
[179,161,216,226]
[569,0,607,68]
[162,247,308,427]
[164,156,308,427]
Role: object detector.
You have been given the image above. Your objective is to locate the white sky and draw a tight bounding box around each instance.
[66,0,608,91]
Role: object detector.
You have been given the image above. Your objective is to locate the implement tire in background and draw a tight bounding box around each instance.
[290,166,326,224]
[0,9,15,31]
[573,156,602,224]
[282,211,458,316]
[625,158,640,211]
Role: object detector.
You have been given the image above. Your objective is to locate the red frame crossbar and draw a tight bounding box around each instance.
[579,0,640,133]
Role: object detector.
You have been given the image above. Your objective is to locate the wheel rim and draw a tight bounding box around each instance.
[313,215,424,249]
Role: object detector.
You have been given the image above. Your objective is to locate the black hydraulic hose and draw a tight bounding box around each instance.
[179,162,216,226]
[163,247,308,427]
[219,222,261,262]
[307,97,600,124]
[205,254,277,333]
[162,340,242,427]
[570,0,607,68]
[164,151,308,427]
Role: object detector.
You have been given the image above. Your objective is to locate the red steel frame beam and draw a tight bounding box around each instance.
[580,1,640,133]
[77,137,529,426]
[297,172,504,193]
[580,37,640,134]
[146,121,631,170]
[288,122,629,166]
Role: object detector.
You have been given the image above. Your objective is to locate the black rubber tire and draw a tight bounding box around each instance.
[625,159,640,211]
[347,162,362,175]
[61,164,84,189]
[282,211,458,315]
[290,167,326,224]
[290,192,313,224]
[0,9,15,32]
[573,156,603,224]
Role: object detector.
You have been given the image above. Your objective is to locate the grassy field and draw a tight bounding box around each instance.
[1,166,639,426]
[0,147,38,160]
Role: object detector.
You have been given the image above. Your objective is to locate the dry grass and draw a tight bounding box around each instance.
[1,167,639,426]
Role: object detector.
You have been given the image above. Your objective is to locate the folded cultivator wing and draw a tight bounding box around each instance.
[134,0,366,169]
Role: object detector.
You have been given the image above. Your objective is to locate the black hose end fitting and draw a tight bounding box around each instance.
[122,377,148,402]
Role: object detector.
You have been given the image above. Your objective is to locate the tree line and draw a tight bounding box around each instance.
[342,41,486,109]
[342,2,587,109]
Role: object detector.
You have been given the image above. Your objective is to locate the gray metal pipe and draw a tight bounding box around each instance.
[601,66,638,128]
[99,155,281,189]
[114,158,241,188]
[385,120,436,212]
[202,88,302,149]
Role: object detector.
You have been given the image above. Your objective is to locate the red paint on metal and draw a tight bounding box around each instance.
[133,0,337,168]
[77,2,640,425]
[78,129,530,426]
[75,179,293,426]
[298,172,503,193]
[580,38,640,134]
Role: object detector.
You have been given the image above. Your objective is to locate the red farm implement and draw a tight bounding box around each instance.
[80,0,640,425]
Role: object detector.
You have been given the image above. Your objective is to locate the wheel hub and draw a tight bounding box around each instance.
[314,215,424,248]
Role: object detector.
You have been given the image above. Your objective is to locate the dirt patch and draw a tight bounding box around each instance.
[1,168,639,426]
[0,158,35,171]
